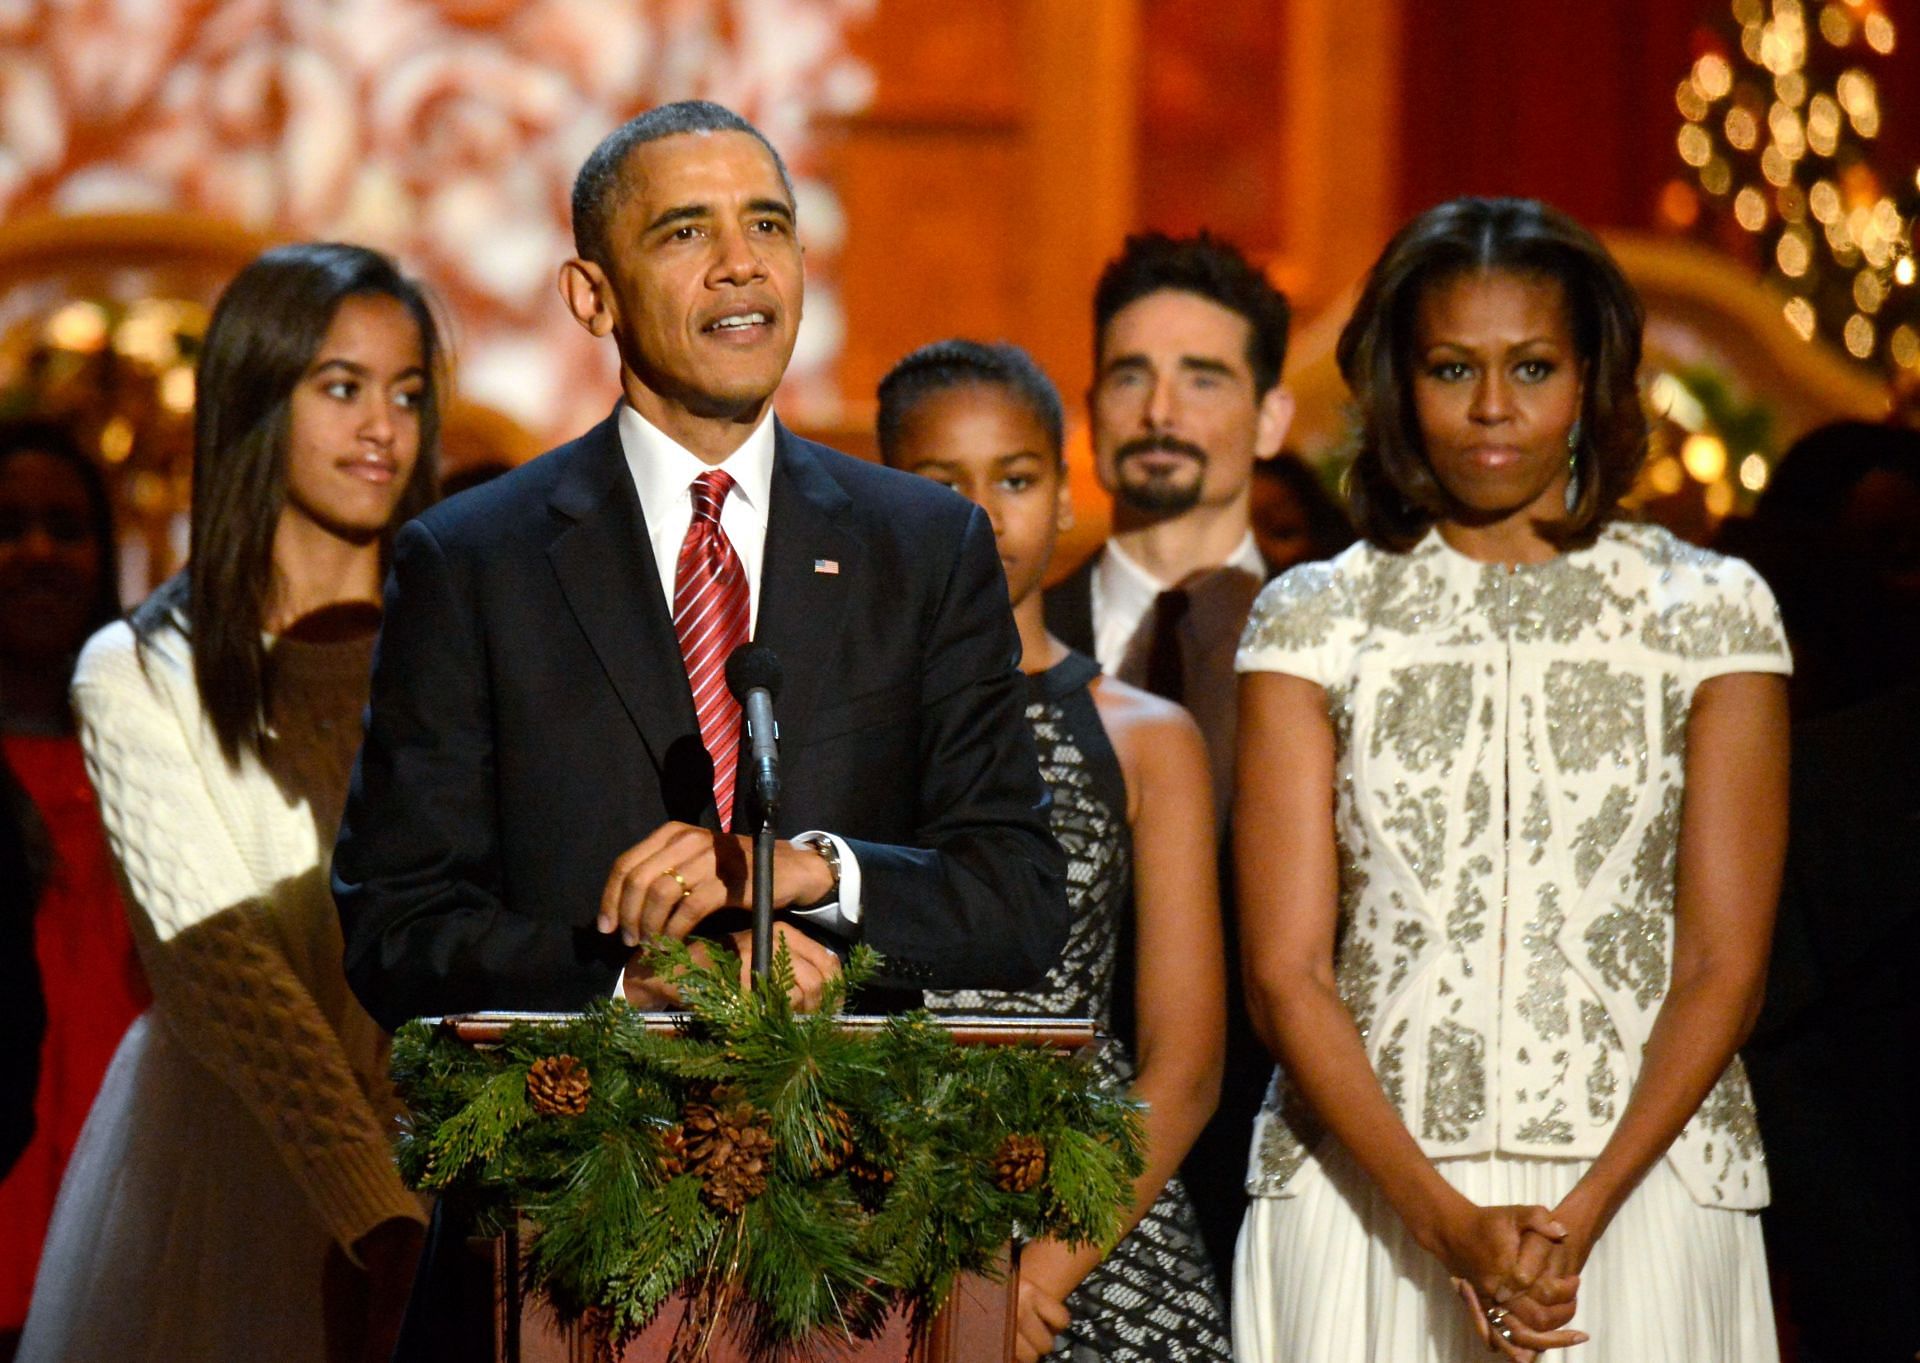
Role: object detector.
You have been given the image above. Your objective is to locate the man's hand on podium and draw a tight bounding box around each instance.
[597,821,837,947]
[620,920,843,1012]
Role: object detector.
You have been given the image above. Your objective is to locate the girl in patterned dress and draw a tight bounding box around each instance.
[1231,197,1788,1362]
[878,340,1234,1363]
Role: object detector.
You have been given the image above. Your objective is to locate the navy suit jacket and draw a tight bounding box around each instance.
[334,412,1067,1029]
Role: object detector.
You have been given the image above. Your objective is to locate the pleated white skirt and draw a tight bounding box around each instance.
[16,1014,331,1363]
[1232,1143,1777,1363]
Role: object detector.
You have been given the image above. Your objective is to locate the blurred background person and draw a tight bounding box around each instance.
[1046,231,1294,820]
[0,419,143,1360]
[881,339,1231,1363]
[1744,677,1919,1363]
[1248,452,1354,578]
[16,242,441,1363]
[1735,420,1920,719]
[1044,232,1295,1282]
[1234,198,1787,1361]
[1738,418,1920,1363]
[0,758,49,1288]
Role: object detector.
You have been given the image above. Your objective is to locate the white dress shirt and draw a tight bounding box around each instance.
[620,403,775,634]
[615,403,862,950]
[1089,531,1268,674]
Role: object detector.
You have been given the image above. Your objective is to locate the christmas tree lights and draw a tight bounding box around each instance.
[1670,0,1920,371]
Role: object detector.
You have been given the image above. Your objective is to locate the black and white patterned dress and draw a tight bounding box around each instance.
[926,651,1232,1363]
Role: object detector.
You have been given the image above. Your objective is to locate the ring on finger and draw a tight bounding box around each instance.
[1485,1306,1517,1344]
[662,867,693,900]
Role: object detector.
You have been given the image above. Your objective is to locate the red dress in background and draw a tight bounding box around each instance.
[0,732,148,1330]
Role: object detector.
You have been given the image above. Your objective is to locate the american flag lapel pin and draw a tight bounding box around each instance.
[814,558,840,575]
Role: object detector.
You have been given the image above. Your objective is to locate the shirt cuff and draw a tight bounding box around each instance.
[787,830,863,938]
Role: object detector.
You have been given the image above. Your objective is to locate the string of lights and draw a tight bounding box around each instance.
[1670,0,1919,371]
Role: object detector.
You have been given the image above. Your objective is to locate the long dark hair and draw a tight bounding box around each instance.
[1338,197,1647,551]
[132,242,444,767]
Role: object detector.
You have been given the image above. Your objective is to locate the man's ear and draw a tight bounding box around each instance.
[1254,384,1296,461]
[559,258,616,338]
[1055,470,1076,533]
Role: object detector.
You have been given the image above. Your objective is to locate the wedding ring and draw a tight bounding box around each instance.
[663,867,693,900]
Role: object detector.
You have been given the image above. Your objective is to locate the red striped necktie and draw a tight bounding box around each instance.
[672,469,750,830]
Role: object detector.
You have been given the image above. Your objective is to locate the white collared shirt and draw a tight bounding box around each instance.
[619,403,775,632]
[613,403,862,948]
[1090,531,1267,673]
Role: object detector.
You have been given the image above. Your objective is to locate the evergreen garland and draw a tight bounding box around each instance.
[390,942,1145,1356]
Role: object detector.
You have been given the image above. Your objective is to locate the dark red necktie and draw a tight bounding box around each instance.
[673,469,750,829]
[1143,586,1191,701]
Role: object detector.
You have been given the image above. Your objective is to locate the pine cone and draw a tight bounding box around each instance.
[657,1124,688,1177]
[526,1055,592,1116]
[846,1150,895,1192]
[679,1102,725,1174]
[811,1105,856,1175]
[681,1100,775,1211]
[993,1134,1047,1193]
[701,1158,768,1213]
[685,1079,741,1107]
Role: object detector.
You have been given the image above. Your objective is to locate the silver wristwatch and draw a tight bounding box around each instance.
[795,832,841,889]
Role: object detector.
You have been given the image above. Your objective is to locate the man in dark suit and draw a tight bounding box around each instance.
[1043,232,1294,1290]
[334,99,1067,1361]
[335,99,1065,1045]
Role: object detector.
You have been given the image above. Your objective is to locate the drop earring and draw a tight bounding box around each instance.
[1564,419,1583,512]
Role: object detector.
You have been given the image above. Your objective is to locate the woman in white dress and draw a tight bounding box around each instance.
[1231,197,1788,1362]
[18,243,443,1363]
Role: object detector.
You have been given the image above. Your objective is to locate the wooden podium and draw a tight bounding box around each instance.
[440,1013,1095,1363]
[481,1226,1018,1362]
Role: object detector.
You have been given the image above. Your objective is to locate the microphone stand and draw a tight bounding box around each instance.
[751,784,775,983]
[727,646,783,987]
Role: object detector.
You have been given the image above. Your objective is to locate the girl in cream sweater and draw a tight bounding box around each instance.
[19,242,444,1363]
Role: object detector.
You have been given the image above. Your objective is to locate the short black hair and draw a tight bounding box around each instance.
[1093,232,1292,395]
[571,100,795,268]
[1337,196,1647,552]
[875,340,1065,466]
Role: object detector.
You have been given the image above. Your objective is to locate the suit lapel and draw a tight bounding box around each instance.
[545,411,700,779]
[753,424,858,765]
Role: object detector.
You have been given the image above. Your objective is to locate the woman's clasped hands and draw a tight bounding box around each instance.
[1433,1198,1591,1360]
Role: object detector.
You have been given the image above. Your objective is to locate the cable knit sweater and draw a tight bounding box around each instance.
[70,618,423,1254]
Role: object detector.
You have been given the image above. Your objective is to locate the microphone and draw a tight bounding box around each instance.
[725,644,783,816]
[725,645,782,983]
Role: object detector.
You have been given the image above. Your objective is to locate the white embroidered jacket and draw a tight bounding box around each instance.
[1235,522,1791,1210]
